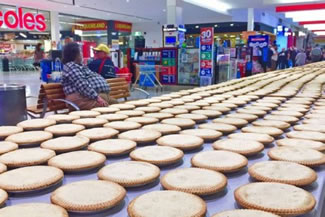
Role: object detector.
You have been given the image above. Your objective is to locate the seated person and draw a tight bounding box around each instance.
[88,44,116,79]
[62,42,117,110]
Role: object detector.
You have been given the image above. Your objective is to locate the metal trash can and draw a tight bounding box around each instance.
[0,84,27,126]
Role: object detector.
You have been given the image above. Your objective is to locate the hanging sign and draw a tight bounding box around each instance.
[74,21,108,31]
[114,21,132,32]
[199,27,214,85]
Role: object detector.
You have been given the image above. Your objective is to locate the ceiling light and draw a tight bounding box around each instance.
[285,10,325,22]
[230,23,234,26]
[163,9,166,12]
[315,31,325,36]
[266,0,323,4]
[19,33,27,38]
[195,25,199,28]
[304,24,325,30]
[214,24,218,27]
[183,0,231,15]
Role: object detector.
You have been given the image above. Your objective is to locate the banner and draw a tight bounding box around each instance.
[74,21,108,31]
[199,27,214,86]
[114,21,132,32]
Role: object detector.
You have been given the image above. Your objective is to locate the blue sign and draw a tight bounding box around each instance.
[200,44,212,52]
[248,35,269,49]
[200,68,212,77]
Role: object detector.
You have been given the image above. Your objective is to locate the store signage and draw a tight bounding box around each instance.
[74,21,108,31]
[248,35,269,48]
[199,27,214,83]
[114,21,132,32]
[0,7,46,31]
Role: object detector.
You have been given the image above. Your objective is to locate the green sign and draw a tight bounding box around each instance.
[201,52,212,60]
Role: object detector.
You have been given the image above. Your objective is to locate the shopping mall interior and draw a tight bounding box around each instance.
[0,0,325,217]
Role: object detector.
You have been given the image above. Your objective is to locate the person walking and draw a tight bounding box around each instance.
[278,48,288,69]
[33,43,44,69]
[289,46,297,67]
[295,50,307,66]
[270,45,278,70]
[311,44,322,62]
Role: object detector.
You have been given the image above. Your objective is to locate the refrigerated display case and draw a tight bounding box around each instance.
[178,48,200,85]
[215,48,237,83]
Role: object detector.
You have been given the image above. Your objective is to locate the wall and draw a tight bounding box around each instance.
[132,22,163,48]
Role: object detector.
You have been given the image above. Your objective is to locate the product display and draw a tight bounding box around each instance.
[88,139,137,156]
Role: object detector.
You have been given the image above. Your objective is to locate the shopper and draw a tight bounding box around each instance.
[88,44,116,79]
[311,44,322,62]
[289,46,297,67]
[295,50,307,66]
[33,43,44,69]
[270,45,278,71]
[61,42,117,110]
[278,48,288,69]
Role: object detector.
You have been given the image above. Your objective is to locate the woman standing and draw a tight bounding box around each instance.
[33,43,44,69]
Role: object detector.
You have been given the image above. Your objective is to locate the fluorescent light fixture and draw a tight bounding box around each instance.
[230,23,234,26]
[19,33,27,38]
[195,25,199,28]
[74,29,83,36]
[183,0,231,15]
[304,24,325,30]
[285,10,325,22]
[264,0,323,3]
[315,31,325,35]
[214,24,218,27]
[82,33,108,37]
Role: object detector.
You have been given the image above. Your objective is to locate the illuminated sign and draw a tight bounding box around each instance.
[74,21,108,31]
[114,21,132,32]
[0,7,46,31]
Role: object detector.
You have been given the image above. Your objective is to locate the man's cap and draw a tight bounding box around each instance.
[93,44,110,54]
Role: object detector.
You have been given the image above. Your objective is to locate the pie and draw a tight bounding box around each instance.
[127,190,206,217]
[161,168,227,195]
[263,115,299,124]
[110,104,136,110]
[268,146,325,166]
[0,148,55,167]
[294,124,325,133]
[118,129,161,144]
[69,110,100,118]
[126,117,159,125]
[91,107,120,114]
[252,120,290,130]
[234,182,316,216]
[248,161,317,186]
[142,124,181,135]
[180,129,222,142]
[143,113,174,120]
[211,209,281,217]
[160,108,188,115]
[0,166,63,192]
[41,136,89,152]
[46,114,80,124]
[48,151,106,172]
[148,103,173,109]
[88,139,136,156]
[191,150,248,173]
[276,138,325,151]
[213,139,264,156]
[130,146,184,166]
[161,118,196,129]
[192,110,222,118]
[242,126,283,137]
[77,127,119,142]
[5,131,53,146]
[213,118,248,128]
[287,131,325,142]
[125,100,150,107]
[175,114,208,123]
[0,163,7,174]
[45,124,85,136]
[98,161,160,187]
[0,126,23,139]
[135,106,161,113]
[237,108,267,117]
[97,114,128,121]
[157,134,204,151]
[226,113,258,122]
[116,110,145,117]
[104,121,142,132]
[51,180,126,212]
[0,141,18,155]
[72,118,108,128]
[0,203,69,217]
[198,123,237,134]
[17,119,56,130]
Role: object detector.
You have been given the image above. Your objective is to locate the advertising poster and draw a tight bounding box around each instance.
[199,27,214,86]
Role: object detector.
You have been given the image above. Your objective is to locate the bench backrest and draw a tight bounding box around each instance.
[107,78,130,100]
[42,83,67,111]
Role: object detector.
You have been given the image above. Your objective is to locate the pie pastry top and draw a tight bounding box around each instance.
[242,126,283,137]
[126,117,160,125]
[157,134,204,151]
[88,139,136,156]
[213,118,248,127]
[46,114,80,123]
[0,148,55,167]
[17,119,56,130]
[252,120,290,130]
[276,138,325,151]
[0,203,69,217]
[180,129,222,141]
[5,131,53,146]
[0,166,64,192]
[161,118,196,129]
[104,121,142,132]
[287,131,325,142]
[143,113,174,120]
[234,182,316,216]
[212,209,280,217]
[198,123,237,134]
[130,146,184,166]
[98,161,160,187]
[293,124,325,133]
[213,139,264,156]
[127,190,206,217]
[228,133,274,144]
[91,107,120,114]
[0,126,23,139]
[45,124,85,136]
[118,129,162,143]
[77,127,119,141]
[0,141,18,155]
[161,168,227,195]
[41,136,89,152]
[72,118,108,127]
[97,114,128,121]
[249,161,317,186]
[51,180,126,212]
[69,110,100,118]
[110,104,136,110]
[142,124,181,135]
[226,113,258,122]
[191,150,248,173]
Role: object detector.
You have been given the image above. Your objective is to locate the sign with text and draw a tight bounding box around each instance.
[114,21,132,32]
[199,27,214,86]
[74,21,108,31]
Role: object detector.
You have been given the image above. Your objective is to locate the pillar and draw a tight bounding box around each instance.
[50,11,60,49]
[247,8,254,31]
[167,0,183,25]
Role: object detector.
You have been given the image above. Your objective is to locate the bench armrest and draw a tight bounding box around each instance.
[132,87,150,99]
[49,99,80,111]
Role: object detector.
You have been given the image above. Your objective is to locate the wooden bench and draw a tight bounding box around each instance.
[27,77,132,118]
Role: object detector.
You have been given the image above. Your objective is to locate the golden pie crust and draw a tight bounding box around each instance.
[0,203,69,217]
[276,138,325,151]
[213,139,264,156]
[69,110,100,118]
[48,150,106,172]
[98,161,160,187]
[157,134,204,151]
[0,166,63,192]
[0,148,55,167]
[118,129,161,144]
[191,150,248,173]
[130,146,184,166]
[72,118,108,128]
[242,126,283,137]
[135,106,161,113]
[211,209,281,217]
[97,114,128,121]
[252,120,290,130]
[17,119,56,130]
[198,123,237,134]
[46,114,80,124]
[127,190,207,217]
[51,180,126,212]
[41,136,89,152]
[45,124,85,136]
[0,141,18,155]
[0,162,7,174]
[116,110,145,117]
[213,118,248,128]
[142,124,181,135]
[180,129,222,142]
[268,146,325,166]
[263,115,299,124]
[226,113,258,122]
[88,139,136,156]
[287,131,325,142]
[294,124,325,133]
[110,104,136,110]
[248,161,317,186]
[126,117,160,125]
[104,121,142,132]
[234,182,316,216]
[0,126,23,140]
[175,114,208,123]
[5,131,53,146]
[143,112,174,120]
[77,127,119,142]
[160,108,188,115]
[91,107,120,114]
[161,168,227,195]
[192,110,222,118]
[237,108,267,117]
[161,118,196,129]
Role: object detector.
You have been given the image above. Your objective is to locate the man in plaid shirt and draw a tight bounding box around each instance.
[62,43,117,110]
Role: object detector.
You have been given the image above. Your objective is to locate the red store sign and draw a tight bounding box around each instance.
[0,7,46,32]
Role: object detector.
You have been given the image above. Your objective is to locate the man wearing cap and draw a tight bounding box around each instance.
[88,44,116,79]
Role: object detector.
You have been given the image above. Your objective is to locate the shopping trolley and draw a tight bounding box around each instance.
[133,64,163,92]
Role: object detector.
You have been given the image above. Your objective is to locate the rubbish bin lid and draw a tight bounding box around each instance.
[0,84,25,91]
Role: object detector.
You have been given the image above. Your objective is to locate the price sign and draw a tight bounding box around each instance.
[199,27,214,80]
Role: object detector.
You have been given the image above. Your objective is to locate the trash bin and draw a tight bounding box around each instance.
[0,84,27,126]
[2,57,9,72]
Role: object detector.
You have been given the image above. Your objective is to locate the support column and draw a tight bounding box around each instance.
[50,11,60,50]
[247,8,254,31]
[167,0,183,25]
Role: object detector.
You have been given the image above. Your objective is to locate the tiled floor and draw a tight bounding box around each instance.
[0,71,194,107]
